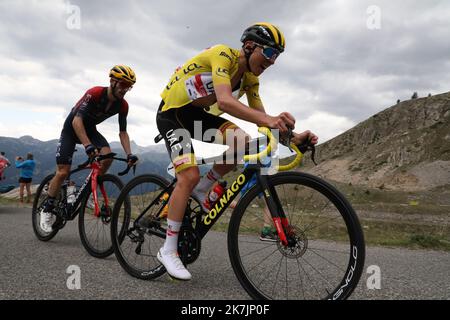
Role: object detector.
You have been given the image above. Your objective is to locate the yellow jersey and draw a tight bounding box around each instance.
[160,44,262,115]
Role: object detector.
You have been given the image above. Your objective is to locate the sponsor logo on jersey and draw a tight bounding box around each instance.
[166,63,201,90]
[219,51,232,62]
[216,67,230,78]
[185,73,214,100]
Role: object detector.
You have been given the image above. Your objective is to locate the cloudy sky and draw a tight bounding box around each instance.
[1,0,449,154]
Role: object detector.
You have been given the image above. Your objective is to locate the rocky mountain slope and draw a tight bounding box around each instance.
[301,92,450,191]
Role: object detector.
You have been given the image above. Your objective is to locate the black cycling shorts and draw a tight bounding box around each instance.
[56,117,109,165]
[156,101,238,173]
[19,177,32,184]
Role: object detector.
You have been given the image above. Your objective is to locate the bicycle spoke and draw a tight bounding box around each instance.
[245,246,280,275]
[300,256,335,292]
[307,246,350,254]
[286,186,315,227]
[303,215,346,235]
[301,201,333,233]
[239,240,276,250]
[295,259,306,300]
[271,253,285,298]
[285,254,289,299]
[308,248,346,272]
[253,248,284,291]
[297,257,322,298]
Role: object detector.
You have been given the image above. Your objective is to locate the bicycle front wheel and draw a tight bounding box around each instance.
[228,172,365,300]
[78,174,125,258]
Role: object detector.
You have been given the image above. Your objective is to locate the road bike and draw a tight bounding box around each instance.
[32,153,133,258]
[110,128,365,299]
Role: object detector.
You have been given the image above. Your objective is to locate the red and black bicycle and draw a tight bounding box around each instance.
[32,153,134,258]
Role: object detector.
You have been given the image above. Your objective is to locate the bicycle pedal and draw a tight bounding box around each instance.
[135,242,142,255]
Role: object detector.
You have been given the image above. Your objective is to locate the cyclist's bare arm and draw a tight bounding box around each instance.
[245,87,318,146]
[72,115,92,147]
[119,131,132,155]
[214,83,295,133]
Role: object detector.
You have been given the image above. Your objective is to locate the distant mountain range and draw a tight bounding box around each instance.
[0,137,172,186]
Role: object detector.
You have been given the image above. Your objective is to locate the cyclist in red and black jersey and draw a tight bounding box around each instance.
[39,65,139,233]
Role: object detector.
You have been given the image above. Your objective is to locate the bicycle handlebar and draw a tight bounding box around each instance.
[243,127,317,172]
[154,127,316,171]
[243,127,278,163]
[77,152,136,176]
[117,161,136,176]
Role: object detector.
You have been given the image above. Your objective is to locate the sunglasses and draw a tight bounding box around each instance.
[257,45,281,61]
[113,79,133,91]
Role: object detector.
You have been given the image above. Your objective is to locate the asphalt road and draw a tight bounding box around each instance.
[0,206,449,300]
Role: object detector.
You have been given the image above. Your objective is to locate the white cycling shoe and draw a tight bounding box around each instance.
[40,210,53,233]
[157,249,192,281]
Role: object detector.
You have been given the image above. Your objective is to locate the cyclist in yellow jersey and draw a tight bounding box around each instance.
[156,22,319,280]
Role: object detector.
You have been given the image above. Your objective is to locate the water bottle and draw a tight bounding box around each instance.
[67,182,77,204]
[160,193,170,218]
[206,180,227,208]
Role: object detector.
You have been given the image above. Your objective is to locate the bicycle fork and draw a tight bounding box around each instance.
[258,174,291,247]
[90,163,109,218]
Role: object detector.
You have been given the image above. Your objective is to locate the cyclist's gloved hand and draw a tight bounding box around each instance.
[127,154,139,165]
[85,144,97,157]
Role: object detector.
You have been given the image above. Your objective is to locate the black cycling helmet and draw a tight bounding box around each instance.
[240,22,286,52]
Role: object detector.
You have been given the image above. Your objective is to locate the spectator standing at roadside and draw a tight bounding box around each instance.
[15,153,36,203]
[0,151,11,180]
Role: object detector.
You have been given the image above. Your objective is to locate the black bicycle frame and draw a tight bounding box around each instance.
[135,163,286,241]
[194,164,285,240]
[58,152,131,221]
[61,165,93,220]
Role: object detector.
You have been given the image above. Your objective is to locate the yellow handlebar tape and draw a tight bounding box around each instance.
[243,127,304,172]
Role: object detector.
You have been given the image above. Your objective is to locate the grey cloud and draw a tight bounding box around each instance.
[267,0,450,122]
[1,0,450,142]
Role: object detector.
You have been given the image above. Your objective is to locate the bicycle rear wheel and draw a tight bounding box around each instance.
[78,174,125,258]
[111,174,171,280]
[228,172,365,300]
[32,174,60,241]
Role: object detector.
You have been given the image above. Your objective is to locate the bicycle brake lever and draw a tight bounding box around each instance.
[118,163,137,176]
[310,145,317,166]
[287,127,294,153]
[297,140,318,166]
[281,127,294,152]
[118,166,130,176]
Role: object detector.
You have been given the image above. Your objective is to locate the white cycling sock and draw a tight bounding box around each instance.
[192,168,222,199]
[163,219,182,254]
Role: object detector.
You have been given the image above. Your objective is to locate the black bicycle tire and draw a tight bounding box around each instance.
[111,174,171,280]
[78,174,124,258]
[31,174,60,241]
[228,171,365,300]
